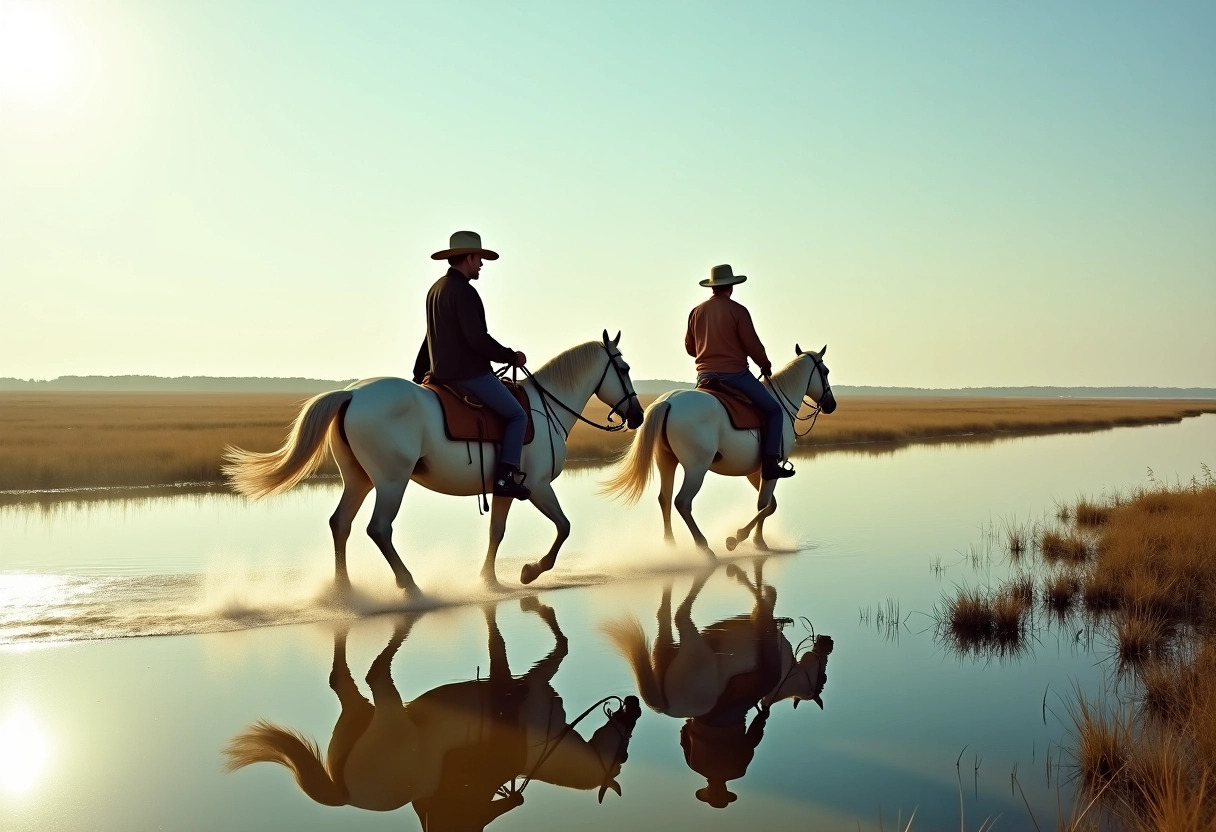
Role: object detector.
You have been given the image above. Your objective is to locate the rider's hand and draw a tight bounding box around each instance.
[505,791,524,808]
[512,351,527,368]
[760,364,772,378]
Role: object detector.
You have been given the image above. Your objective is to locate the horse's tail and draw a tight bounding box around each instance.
[222,390,353,500]
[224,720,349,807]
[599,399,669,505]
[601,617,667,712]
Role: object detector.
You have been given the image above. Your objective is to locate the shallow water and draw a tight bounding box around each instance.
[1,416,1213,831]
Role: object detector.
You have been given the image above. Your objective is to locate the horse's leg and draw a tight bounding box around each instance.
[484,604,512,681]
[328,456,373,593]
[520,482,570,585]
[328,626,373,770]
[656,446,678,545]
[726,471,778,552]
[365,614,420,707]
[673,463,715,557]
[481,495,515,590]
[365,476,421,596]
[520,596,568,684]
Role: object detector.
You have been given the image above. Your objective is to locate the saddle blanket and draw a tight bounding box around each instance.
[421,377,537,445]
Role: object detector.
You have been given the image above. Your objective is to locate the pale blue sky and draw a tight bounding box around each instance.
[2,1,1213,386]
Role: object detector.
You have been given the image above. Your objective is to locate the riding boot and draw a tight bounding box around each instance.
[493,462,531,500]
[761,455,795,481]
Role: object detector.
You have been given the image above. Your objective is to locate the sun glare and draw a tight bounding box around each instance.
[0,708,52,795]
[0,1,78,105]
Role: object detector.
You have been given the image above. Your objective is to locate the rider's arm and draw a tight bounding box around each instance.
[736,306,772,374]
[411,338,430,384]
[684,309,698,358]
[457,284,516,364]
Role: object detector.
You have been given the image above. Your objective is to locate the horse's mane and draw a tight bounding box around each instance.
[770,353,808,392]
[533,341,604,390]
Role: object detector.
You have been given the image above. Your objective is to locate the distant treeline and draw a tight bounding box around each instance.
[1,376,1213,399]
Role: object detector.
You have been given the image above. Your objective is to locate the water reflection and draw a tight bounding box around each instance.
[226,598,641,827]
[604,558,833,808]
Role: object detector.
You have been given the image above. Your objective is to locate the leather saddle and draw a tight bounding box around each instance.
[695,378,764,430]
[421,376,536,445]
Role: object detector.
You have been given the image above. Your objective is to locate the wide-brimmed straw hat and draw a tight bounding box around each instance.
[700,264,747,288]
[431,230,499,261]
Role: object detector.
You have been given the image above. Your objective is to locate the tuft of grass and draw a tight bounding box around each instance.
[947,586,994,640]
[1114,608,1169,665]
[1041,530,1090,564]
[1074,499,1111,527]
[1044,571,1081,613]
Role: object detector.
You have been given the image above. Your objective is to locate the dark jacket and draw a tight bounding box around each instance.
[412,269,515,382]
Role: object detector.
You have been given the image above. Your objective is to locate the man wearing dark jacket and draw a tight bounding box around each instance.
[412,231,530,500]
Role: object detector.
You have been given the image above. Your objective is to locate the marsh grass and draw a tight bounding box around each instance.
[4,393,1214,491]
[939,576,1034,657]
[1064,477,1216,828]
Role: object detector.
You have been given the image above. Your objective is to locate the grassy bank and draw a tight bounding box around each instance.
[938,473,1216,830]
[2,392,1213,492]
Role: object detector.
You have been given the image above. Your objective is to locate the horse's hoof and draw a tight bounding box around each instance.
[726,564,744,580]
[754,540,770,552]
[701,548,718,561]
[725,536,738,552]
[519,595,543,613]
[520,563,541,585]
[481,573,506,593]
[663,535,676,547]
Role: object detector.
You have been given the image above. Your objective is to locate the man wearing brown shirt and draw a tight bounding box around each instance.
[685,264,793,481]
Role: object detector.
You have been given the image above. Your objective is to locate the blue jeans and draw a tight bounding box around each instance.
[449,372,527,468]
[699,370,785,457]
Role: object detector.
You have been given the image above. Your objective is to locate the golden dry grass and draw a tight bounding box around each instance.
[1064,477,1216,828]
[2,392,1214,491]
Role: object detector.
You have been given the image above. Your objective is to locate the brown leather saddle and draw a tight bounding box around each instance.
[695,378,764,430]
[421,376,536,445]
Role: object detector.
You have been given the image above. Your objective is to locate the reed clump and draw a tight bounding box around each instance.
[940,577,1033,657]
[1041,530,1091,564]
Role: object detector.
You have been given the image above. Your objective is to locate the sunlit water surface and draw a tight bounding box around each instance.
[1,416,1212,831]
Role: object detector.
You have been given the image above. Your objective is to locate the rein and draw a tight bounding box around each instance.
[497,694,629,799]
[504,345,638,471]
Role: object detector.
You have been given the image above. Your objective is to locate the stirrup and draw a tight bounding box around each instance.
[493,468,531,500]
[762,457,795,481]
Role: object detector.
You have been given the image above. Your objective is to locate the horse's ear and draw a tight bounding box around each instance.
[598,779,622,803]
[813,694,824,709]
[612,330,621,346]
[795,343,803,356]
[820,344,827,356]
[602,329,610,345]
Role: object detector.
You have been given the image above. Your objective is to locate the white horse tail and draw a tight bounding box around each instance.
[223,390,353,500]
[224,720,349,807]
[601,617,667,712]
[600,399,670,505]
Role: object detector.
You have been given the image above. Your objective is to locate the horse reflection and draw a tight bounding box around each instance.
[226,599,641,829]
[604,560,832,808]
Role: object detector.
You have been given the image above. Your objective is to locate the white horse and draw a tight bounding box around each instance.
[223,332,644,595]
[225,600,641,827]
[602,345,835,555]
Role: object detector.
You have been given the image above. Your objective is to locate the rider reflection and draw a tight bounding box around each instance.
[606,559,833,809]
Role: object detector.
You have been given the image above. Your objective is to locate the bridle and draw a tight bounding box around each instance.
[768,352,832,440]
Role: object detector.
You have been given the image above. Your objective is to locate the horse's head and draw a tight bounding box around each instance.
[795,343,836,415]
[765,634,834,710]
[588,694,642,802]
[598,330,645,430]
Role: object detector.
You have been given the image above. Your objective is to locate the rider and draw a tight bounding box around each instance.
[685,264,793,481]
[412,231,531,500]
